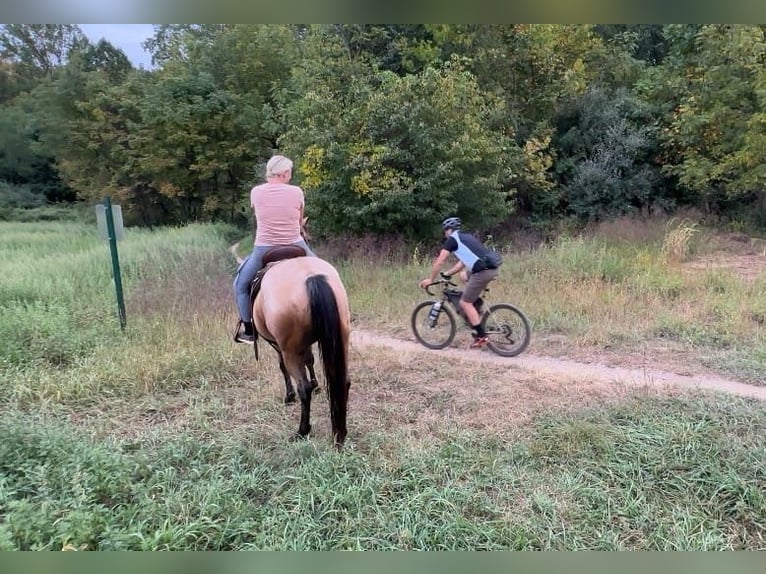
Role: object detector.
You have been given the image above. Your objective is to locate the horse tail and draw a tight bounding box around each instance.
[305,274,348,446]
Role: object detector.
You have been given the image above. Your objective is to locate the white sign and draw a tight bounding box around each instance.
[96,204,125,241]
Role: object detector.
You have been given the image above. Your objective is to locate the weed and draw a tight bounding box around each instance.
[662,218,700,263]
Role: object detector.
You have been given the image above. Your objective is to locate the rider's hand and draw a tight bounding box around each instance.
[419,278,431,289]
[440,272,452,280]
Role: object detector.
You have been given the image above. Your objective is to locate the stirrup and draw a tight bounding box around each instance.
[233,320,254,343]
[232,320,243,343]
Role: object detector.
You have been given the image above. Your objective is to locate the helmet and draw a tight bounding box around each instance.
[441,216,461,231]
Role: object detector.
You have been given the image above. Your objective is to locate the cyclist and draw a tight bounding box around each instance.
[419,216,502,348]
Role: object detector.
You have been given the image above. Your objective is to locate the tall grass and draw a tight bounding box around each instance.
[0,220,243,402]
[311,224,766,384]
[661,218,700,263]
[1,219,764,550]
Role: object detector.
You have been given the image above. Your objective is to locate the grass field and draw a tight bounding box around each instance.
[0,218,764,550]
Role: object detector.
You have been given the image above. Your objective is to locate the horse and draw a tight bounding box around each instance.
[251,253,351,449]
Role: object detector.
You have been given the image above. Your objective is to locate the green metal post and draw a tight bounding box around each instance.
[104,196,126,331]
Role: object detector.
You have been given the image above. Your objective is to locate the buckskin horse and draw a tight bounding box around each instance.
[248,247,351,450]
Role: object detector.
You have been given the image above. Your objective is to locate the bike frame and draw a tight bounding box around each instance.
[425,278,486,325]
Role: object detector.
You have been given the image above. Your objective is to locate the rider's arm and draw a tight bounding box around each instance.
[425,249,451,283]
[443,261,465,278]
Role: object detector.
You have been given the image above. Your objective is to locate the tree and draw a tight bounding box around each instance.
[142,25,232,67]
[329,25,441,75]
[593,25,670,65]
[73,38,133,83]
[0,25,84,84]
[32,25,294,225]
[279,55,522,238]
[0,93,73,203]
[553,87,662,221]
[651,25,766,213]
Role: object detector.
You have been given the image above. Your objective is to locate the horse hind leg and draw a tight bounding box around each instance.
[304,347,320,395]
[282,351,314,440]
[277,352,296,404]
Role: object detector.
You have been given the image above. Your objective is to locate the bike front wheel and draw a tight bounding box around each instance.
[411,301,457,350]
[482,303,532,357]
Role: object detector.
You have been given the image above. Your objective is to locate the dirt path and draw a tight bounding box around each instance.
[229,243,766,402]
[350,330,766,401]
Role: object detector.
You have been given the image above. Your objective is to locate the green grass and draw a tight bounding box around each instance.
[1,219,765,550]
[0,220,237,376]
[0,394,763,550]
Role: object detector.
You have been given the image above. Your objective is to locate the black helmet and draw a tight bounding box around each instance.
[441,216,461,230]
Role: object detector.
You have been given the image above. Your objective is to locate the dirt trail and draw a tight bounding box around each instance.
[229,243,765,402]
[349,330,766,401]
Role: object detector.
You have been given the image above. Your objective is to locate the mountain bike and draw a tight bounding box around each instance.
[411,273,532,357]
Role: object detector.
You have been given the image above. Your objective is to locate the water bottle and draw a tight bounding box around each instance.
[428,301,442,326]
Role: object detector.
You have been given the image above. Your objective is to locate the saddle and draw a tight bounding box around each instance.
[246,244,307,359]
[249,245,307,305]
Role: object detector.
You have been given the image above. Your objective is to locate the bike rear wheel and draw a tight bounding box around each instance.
[411,300,457,350]
[481,303,531,357]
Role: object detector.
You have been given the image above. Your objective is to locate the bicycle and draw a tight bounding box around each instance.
[410,273,532,357]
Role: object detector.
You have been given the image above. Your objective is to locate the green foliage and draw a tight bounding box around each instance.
[553,87,662,221]
[593,24,670,65]
[330,25,441,75]
[0,181,46,209]
[280,56,520,238]
[0,25,85,84]
[0,395,763,549]
[0,96,72,202]
[649,25,766,210]
[2,24,766,232]
[69,38,133,83]
[137,69,259,220]
[28,25,301,226]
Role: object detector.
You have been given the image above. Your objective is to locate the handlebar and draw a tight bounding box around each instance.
[424,273,457,296]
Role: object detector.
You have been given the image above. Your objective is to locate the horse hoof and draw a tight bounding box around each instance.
[290,429,310,442]
[284,393,296,404]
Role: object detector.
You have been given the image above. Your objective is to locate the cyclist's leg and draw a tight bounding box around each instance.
[461,268,497,305]
[474,267,498,311]
[461,269,499,342]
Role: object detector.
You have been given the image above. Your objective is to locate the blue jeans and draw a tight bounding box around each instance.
[233,239,316,322]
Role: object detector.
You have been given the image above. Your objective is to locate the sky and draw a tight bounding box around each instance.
[79,24,156,69]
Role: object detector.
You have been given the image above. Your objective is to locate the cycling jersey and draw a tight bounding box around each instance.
[442,231,500,273]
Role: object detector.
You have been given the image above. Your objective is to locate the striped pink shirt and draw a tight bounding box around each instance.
[250,182,304,246]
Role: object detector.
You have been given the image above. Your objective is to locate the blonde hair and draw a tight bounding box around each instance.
[265,155,293,178]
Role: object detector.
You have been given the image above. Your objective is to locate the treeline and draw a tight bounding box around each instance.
[1,24,765,238]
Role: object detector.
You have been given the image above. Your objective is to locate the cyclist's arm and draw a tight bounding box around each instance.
[443,260,465,277]
[424,249,451,284]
